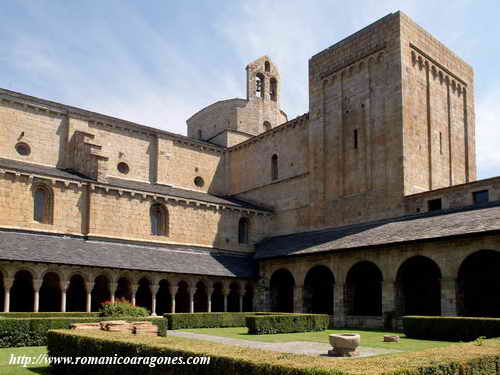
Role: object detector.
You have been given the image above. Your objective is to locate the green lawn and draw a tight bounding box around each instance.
[0,346,49,375]
[179,327,454,351]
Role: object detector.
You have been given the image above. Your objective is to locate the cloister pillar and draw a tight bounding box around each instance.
[188,287,196,313]
[222,288,229,312]
[294,284,304,313]
[207,287,214,312]
[382,279,396,329]
[60,280,69,313]
[239,293,244,312]
[131,284,138,306]
[441,278,457,316]
[109,282,117,304]
[33,279,43,313]
[150,284,159,316]
[333,283,345,328]
[169,286,178,313]
[3,278,14,313]
[85,281,94,313]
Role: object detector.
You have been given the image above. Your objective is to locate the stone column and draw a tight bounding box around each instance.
[333,283,345,328]
[169,286,178,313]
[188,287,196,313]
[33,279,43,313]
[150,284,159,316]
[382,279,396,330]
[85,281,94,313]
[207,287,214,312]
[3,278,14,313]
[60,281,69,313]
[109,282,117,304]
[293,285,304,313]
[222,288,229,312]
[239,294,244,312]
[440,278,457,316]
[130,284,138,306]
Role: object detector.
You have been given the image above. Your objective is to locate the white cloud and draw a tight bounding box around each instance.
[476,87,500,179]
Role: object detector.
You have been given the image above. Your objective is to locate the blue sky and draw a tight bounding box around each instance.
[1,1,499,178]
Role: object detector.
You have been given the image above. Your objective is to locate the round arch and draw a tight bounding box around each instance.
[303,265,335,314]
[345,261,382,316]
[115,277,132,303]
[228,282,240,312]
[457,250,500,317]
[39,272,61,312]
[270,268,295,313]
[243,283,254,312]
[175,281,190,313]
[396,256,441,316]
[156,279,172,315]
[211,282,224,312]
[194,281,208,312]
[92,274,110,311]
[67,274,86,312]
[11,270,34,312]
[135,277,152,312]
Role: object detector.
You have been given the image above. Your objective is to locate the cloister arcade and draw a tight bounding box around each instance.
[0,262,254,314]
[261,241,500,327]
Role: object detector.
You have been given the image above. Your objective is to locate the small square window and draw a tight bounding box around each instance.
[473,190,489,204]
[428,198,442,212]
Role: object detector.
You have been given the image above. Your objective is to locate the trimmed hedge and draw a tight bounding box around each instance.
[403,316,500,341]
[47,329,500,375]
[0,316,166,348]
[164,312,289,330]
[0,312,100,318]
[246,314,330,334]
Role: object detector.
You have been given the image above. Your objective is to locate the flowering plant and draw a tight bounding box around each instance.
[99,298,149,317]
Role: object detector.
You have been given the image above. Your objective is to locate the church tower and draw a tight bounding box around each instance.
[187,56,287,147]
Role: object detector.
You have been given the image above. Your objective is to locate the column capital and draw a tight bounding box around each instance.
[60,280,70,292]
[207,287,214,296]
[85,281,95,292]
[150,284,160,295]
[130,284,139,294]
[169,286,179,296]
[33,278,43,291]
[188,287,197,296]
[3,277,14,289]
[109,282,118,292]
[222,288,229,297]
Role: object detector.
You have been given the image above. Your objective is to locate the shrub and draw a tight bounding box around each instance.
[403,316,500,341]
[47,329,500,375]
[246,314,330,334]
[99,299,149,317]
[0,316,166,348]
[0,312,100,318]
[164,312,290,330]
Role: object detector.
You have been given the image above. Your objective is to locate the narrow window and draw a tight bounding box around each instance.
[33,185,53,224]
[439,132,443,155]
[427,198,442,212]
[354,129,358,149]
[256,73,265,98]
[271,154,278,181]
[150,203,169,236]
[473,190,489,204]
[238,218,249,244]
[270,78,277,101]
[265,61,271,72]
[263,121,271,132]
[197,129,203,140]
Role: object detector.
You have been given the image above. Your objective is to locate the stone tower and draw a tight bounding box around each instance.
[187,56,287,147]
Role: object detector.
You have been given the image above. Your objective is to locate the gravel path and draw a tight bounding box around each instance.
[169,331,402,358]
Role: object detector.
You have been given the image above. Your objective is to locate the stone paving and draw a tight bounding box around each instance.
[169,331,402,358]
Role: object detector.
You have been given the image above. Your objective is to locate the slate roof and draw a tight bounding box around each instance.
[0,230,256,278]
[0,158,268,211]
[255,203,500,259]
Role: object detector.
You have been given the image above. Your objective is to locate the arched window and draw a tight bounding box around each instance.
[265,61,271,72]
[271,154,278,181]
[197,129,203,140]
[33,185,53,224]
[238,217,249,244]
[270,78,277,101]
[150,203,168,236]
[263,121,272,132]
[255,73,265,98]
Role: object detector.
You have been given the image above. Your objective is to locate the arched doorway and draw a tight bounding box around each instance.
[92,275,110,311]
[39,272,61,312]
[156,279,172,315]
[175,281,190,313]
[243,284,254,312]
[458,250,500,317]
[345,261,382,316]
[115,277,132,303]
[194,281,208,312]
[211,283,224,312]
[11,270,33,312]
[136,278,152,312]
[67,274,86,312]
[228,282,240,312]
[396,256,441,316]
[270,269,295,312]
[303,265,335,314]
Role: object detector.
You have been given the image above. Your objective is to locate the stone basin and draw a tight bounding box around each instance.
[328,333,361,357]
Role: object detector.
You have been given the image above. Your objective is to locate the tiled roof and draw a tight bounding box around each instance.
[0,158,269,211]
[0,230,256,278]
[255,203,500,259]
